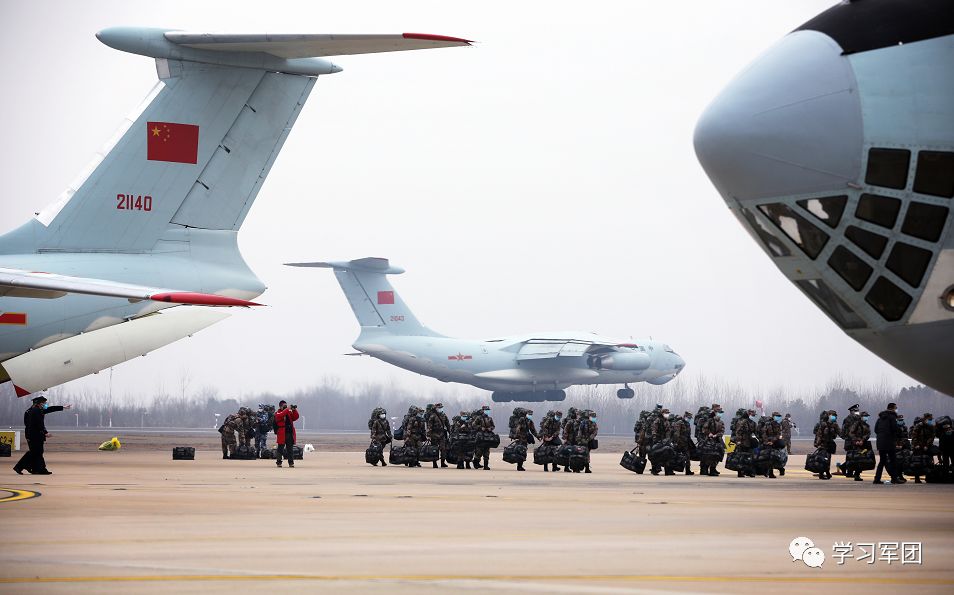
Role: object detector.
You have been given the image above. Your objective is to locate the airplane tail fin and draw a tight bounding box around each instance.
[18,28,470,253]
[286,258,440,337]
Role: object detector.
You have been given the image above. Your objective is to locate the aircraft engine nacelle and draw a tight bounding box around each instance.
[647,373,677,386]
[592,352,650,371]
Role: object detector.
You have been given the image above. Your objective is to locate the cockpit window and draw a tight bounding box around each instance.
[828,245,873,291]
[845,225,888,259]
[797,195,847,229]
[901,202,948,243]
[741,207,791,257]
[795,279,866,329]
[913,151,954,198]
[757,203,830,259]
[865,148,910,190]
[856,194,901,229]
[865,276,912,322]
[885,242,932,288]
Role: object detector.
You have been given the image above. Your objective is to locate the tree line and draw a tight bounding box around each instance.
[2,374,950,433]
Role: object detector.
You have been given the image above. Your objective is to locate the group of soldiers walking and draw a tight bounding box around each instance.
[812,403,953,484]
[631,404,797,478]
[218,404,275,459]
[367,404,599,472]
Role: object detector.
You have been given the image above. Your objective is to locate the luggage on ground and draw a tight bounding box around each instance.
[365,442,384,465]
[232,444,256,460]
[726,450,754,472]
[503,442,528,464]
[846,447,876,471]
[0,443,11,458]
[648,442,675,466]
[805,447,831,473]
[418,442,440,463]
[172,446,195,460]
[533,444,555,465]
[567,445,589,471]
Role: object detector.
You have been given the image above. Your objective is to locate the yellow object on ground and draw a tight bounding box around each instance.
[98,437,121,451]
[724,435,736,454]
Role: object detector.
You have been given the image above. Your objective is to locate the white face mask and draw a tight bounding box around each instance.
[379,414,386,419]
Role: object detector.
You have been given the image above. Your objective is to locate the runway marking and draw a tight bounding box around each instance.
[1,574,951,585]
[0,487,41,503]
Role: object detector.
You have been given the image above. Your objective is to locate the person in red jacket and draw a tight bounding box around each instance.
[274,400,299,468]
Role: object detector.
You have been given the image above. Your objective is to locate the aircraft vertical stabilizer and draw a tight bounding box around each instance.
[286,258,441,337]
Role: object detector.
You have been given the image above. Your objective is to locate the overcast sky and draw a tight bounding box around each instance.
[0,0,918,402]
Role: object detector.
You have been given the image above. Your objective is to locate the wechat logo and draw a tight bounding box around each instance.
[789,537,825,568]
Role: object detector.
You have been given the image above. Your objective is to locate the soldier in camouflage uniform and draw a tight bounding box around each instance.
[451,411,476,469]
[911,413,935,483]
[540,410,563,472]
[759,411,783,478]
[813,410,840,479]
[700,404,725,476]
[561,408,580,472]
[576,409,599,473]
[668,411,694,475]
[219,411,243,459]
[237,407,254,449]
[732,409,758,478]
[650,408,674,475]
[472,405,495,470]
[781,413,796,454]
[254,404,274,458]
[835,404,862,476]
[403,406,426,467]
[369,407,391,466]
[844,410,872,481]
[511,408,539,471]
[694,406,710,444]
[426,402,450,469]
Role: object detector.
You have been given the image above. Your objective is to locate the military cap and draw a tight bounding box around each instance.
[654,403,663,410]
[31,395,47,404]
[711,403,722,412]
[771,411,781,417]
[849,404,860,412]
[861,411,870,417]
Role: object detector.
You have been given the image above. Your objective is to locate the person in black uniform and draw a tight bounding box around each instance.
[13,395,71,475]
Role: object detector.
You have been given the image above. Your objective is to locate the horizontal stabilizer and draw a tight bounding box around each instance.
[2,308,229,396]
[285,258,405,274]
[165,32,473,58]
[0,268,261,306]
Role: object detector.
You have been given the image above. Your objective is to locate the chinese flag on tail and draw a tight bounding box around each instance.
[147,121,199,164]
[377,291,395,305]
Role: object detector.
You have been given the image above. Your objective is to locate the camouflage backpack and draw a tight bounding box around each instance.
[634,410,650,434]
[369,407,385,430]
[509,408,528,432]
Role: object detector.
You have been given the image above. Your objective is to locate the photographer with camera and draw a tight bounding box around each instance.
[274,400,299,468]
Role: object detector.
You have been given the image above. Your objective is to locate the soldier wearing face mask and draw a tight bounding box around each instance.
[759,412,784,478]
[699,404,725,476]
[472,405,495,470]
[781,413,796,454]
[732,409,759,478]
[540,410,563,472]
[845,411,872,481]
[427,402,450,469]
[650,407,674,476]
[13,395,71,476]
[576,410,599,474]
[669,411,694,476]
[813,410,840,480]
[369,407,391,466]
[911,413,936,484]
[511,408,539,471]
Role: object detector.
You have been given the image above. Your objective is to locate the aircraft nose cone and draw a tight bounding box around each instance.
[694,30,864,203]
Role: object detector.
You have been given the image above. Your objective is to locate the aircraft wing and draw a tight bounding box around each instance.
[514,338,641,361]
[0,268,261,306]
[164,32,472,58]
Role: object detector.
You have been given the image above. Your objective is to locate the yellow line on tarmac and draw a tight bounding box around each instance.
[1,574,951,585]
[0,487,41,503]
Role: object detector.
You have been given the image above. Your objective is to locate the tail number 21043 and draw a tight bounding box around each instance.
[117,194,152,211]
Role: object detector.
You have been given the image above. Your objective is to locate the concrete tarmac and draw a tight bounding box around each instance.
[1,440,952,594]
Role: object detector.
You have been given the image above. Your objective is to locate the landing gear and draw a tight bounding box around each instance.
[617,385,635,399]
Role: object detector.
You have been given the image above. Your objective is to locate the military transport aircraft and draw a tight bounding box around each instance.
[0,27,470,397]
[288,258,685,402]
[694,0,954,395]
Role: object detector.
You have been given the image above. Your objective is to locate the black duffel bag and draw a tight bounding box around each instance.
[477,432,501,448]
[172,446,195,460]
[389,445,410,465]
[697,438,724,461]
[805,447,831,473]
[725,451,754,472]
[292,445,304,460]
[259,448,275,459]
[903,453,933,476]
[567,445,589,471]
[503,442,528,464]
[418,442,440,463]
[554,444,573,467]
[533,444,555,465]
[846,447,876,471]
[365,442,384,465]
[648,442,675,466]
[671,451,689,472]
[588,439,599,450]
[393,425,405,441]
[620,448,647,474]
[771,448,788,469]
[232,444,256,460]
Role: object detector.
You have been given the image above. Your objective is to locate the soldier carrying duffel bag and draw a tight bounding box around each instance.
[503,441,528,468]
[418,441,440,464]
[648,408,676,475]
[365,441,385,466]
[567,445,589,473]
[533,444,555,467]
